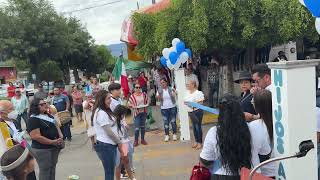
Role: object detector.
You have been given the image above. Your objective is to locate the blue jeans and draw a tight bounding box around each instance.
[161,107,177,135]
[60,121,71,140]
[16,111,28,131]
[134,112,147,141]
[188,109,203,143]
[94,141,117,180]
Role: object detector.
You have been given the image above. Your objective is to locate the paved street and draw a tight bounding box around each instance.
[55,117,213,180]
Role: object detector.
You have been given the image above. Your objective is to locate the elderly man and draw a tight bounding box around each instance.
[0,100,37,180]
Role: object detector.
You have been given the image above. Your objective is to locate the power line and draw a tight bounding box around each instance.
[59,0,120,9]
[62,0,124,13]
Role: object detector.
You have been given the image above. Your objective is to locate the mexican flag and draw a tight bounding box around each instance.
[112,56,129,97]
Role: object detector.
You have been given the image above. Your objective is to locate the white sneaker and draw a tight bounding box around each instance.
[164,135,169,142]
[173,134,177,141]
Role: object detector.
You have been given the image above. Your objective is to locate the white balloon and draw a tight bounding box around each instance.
[166,60,174,70]
[316,18,320,34]
[176,56,183,65]
[173,61,181,70]
[299,0,306,7]
[162,48,170,59]
[169,46,176,53]
[172,38,180,47]
[179,52,189,64]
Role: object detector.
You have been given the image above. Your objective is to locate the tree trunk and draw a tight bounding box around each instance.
[247,47,256,70]
[73,69,80,83]
[219,52,234,95]
[63,68,70,85]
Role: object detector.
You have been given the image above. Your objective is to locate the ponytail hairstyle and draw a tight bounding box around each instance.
[91,90,114,126]
[217,94,252,174]
[113,105,131,134]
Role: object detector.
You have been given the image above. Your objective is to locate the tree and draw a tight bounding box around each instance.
[132,0,318,92]
[0,0,116,83]
[38,60,63,82]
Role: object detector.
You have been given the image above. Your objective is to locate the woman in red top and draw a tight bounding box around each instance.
[138,72,148,93]
[7,82,16,98]
[72,86,83,122]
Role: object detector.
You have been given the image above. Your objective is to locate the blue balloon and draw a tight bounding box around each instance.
[169,52,178,65]
[185,48,192,57]
[176,41,186,54]
[304,0,320,17]
[160,56,167,67]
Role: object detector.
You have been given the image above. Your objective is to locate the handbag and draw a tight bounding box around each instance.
[190,163,211,180]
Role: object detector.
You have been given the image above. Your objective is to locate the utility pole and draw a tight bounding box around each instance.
[152,0,156,4]
[137,1,140,10]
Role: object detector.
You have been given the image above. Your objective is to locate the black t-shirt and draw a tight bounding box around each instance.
[27,115,59,149]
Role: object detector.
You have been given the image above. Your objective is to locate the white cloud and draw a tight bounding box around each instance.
[0,0,153,45]
[52,0,152,45]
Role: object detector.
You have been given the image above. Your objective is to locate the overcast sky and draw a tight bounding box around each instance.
[1,0,153,45]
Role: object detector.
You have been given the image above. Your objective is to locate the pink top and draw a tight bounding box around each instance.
[72,91,83,105]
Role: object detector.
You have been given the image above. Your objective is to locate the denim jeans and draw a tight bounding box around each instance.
[16,111,28,131]
[188,109,203,143]
[60,121,72,140]
[160,107,177,135]
[134,112,147,141]
[94,141,117,180]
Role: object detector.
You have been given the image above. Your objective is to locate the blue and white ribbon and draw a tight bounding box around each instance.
[185,102,219,115]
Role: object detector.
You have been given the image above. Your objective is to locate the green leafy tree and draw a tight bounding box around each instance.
[38,60,63,82]
[0,0,116,83]
[132,0,317,92]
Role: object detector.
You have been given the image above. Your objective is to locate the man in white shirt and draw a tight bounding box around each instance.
[245,64,272,121]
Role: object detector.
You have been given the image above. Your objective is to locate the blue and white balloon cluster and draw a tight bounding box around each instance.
[299,0,320,34]
[160,38,192,70]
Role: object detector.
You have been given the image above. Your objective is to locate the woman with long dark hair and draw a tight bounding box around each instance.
[27,98,63,180]
[91,90,122,180]
[113,105,136,180]
[200,94,252,179]
[250,89,276,177]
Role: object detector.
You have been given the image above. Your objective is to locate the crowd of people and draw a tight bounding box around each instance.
[0,62,320,180]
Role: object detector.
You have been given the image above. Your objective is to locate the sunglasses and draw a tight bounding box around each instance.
[135,87,141,89]
[38,103,47,106]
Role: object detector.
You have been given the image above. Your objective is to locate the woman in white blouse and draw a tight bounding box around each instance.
[91,90,122,180]
[250,89,276,178]
[184,79,205,149]
[200,95,252,179]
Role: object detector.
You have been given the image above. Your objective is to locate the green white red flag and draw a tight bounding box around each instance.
[112,57,129,97]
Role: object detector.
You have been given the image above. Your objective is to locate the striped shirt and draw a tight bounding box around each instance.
[129,93,148,117]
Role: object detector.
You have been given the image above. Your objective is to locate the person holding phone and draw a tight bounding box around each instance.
[128,84,149,147]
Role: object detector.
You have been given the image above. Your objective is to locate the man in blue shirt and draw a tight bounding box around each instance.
[52,87,71,141]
